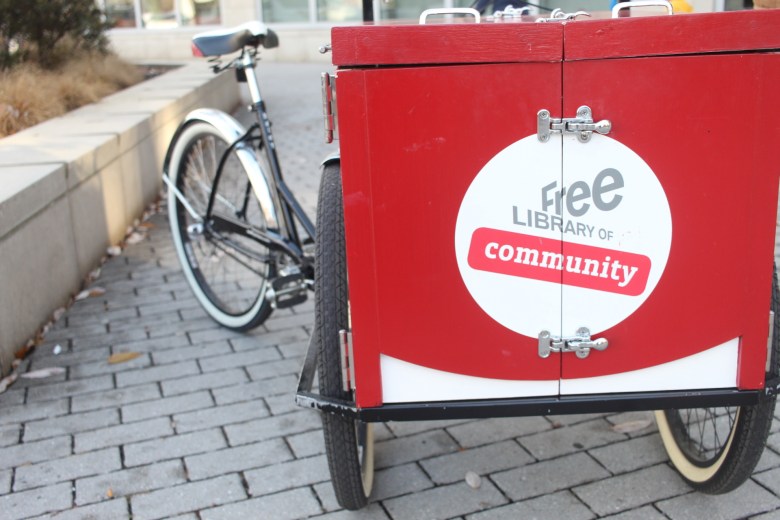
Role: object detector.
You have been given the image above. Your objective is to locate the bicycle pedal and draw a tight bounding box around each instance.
[268,274,308,309]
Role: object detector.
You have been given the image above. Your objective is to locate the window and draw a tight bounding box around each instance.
[141,0,177,28]
[183,0,221,25]
[260,0,310,23]
[102,0,221,28]
[318,0,362,22]
[379,0,446,20]
[258,0,499,24]
[104,0,138,27]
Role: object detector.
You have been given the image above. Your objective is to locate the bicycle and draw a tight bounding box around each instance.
[162,21,315,331]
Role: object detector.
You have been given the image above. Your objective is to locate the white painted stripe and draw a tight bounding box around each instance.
[379,338,739,403]
[380,355,558,403]
[560,337,739,395]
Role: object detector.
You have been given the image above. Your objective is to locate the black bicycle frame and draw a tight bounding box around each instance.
[204,54,315,273]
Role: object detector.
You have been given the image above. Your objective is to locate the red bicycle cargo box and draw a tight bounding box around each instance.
[330,9,780,411]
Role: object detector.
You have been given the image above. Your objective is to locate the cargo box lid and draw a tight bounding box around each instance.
[332,9,780,68]
[331,19,563,67]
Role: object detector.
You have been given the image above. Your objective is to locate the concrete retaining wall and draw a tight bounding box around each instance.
[0,63,240,376]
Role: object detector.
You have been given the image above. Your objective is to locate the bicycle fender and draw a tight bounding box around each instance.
[320,150,341,168]
[164,108,280,230]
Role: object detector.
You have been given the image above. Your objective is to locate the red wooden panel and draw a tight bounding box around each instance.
[332,22,562,67]
[336,63,562,406]
[335,70,384,407]
[565,9,780,61]
[561,53,780,389]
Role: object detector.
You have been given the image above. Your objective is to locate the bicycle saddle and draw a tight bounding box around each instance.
[192,21,279,57]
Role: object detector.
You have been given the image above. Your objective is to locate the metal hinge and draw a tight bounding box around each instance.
[321,72,338,143]
[339,329,356,392]
[537,105,611,143]
[538,327,609,359]
[535,8,591,22]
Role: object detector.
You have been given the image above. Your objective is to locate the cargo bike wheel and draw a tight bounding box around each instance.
[315,162,374,510]
[655,268,779,494]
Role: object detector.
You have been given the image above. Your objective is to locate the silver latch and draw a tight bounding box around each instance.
[321,72,337,143]
[535,8,591,22]
[487,5,530,20]
[538,327,609,359]
[537,105,611,143]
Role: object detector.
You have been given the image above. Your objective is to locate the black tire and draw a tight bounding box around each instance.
[655,267,779,494]
[315,162,374,510]
[167,120,274,331]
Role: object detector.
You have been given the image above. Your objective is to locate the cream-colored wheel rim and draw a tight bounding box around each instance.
[654,409,739,483]
[360,423,375,496]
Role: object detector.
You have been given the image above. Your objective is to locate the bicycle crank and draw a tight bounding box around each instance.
[266,273,308,309]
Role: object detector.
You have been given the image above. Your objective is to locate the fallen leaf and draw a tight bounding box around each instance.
[107,246,122,256]
[20,367,66,379]
[88,267,102,281]
[108,352,142,364]
[125,232,145,245]
[76,287,107,301]
[52,307,66,321]
[611,419,652,434]
[0,372,18,394]
[14,343,34,360]
[465,471,482,489]
[106,488,114,499]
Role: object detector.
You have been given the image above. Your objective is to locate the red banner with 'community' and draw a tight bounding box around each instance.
[468,227,651,296]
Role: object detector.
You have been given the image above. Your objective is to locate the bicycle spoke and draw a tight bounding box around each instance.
[205,231,272,271]
[171,122,273,322]
[187,139,242,215]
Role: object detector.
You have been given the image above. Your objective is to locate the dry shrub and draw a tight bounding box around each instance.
[0,51,144,138]
[0,64,65,137]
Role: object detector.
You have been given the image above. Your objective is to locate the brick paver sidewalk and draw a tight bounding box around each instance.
[1,62,780,520]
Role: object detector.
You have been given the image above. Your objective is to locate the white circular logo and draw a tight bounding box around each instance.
[454,134,672,337]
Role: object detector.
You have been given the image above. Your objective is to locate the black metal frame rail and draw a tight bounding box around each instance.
[295,335,768,423]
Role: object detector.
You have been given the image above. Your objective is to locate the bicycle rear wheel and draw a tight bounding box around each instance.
[655,268,779,494]
[316,162,374,510]
[167,119,274,330]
